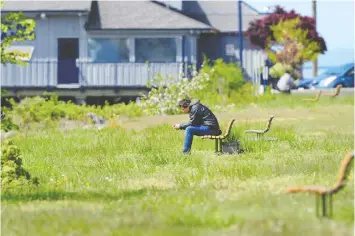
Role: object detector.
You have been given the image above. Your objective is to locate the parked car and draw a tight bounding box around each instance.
[297,63,354,89]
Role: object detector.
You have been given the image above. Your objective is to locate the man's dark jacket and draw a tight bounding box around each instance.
[179,100,221,134]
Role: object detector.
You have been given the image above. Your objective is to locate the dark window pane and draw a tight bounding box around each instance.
[135,38,176,63]
[88,38,129,63]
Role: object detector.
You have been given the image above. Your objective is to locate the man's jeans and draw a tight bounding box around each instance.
[183,125,221,154]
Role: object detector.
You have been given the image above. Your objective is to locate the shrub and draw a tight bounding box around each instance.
[1,139,39,191]
[5,93,143,129]
[199,58,245,96]
[138,58,247,115]
[269,63,293,79]
[138,69,211,115]
[1,107,19,132]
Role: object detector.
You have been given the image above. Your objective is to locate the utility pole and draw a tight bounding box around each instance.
[238,0,243,68]
[312,0,318,77]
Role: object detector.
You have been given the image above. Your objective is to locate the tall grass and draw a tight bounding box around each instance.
[1,97,354,235]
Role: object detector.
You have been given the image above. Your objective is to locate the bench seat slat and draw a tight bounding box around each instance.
[245,129,264,134]
[200,119,235,141]
[285,185,329,195]
[201,135,225,139]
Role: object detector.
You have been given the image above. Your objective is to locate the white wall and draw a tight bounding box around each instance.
[20,14,88,60]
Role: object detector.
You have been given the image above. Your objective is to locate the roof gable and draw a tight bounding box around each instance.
[180,1,264,32]
[86,0,212,30]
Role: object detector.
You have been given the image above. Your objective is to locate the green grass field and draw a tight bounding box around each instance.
[2,96,354,235]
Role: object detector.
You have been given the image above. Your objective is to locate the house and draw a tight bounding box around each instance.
[158,0,266,72]
[1,0,266,102]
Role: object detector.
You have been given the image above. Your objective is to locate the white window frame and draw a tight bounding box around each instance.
[86,34,183,63]
[86,36,131,63]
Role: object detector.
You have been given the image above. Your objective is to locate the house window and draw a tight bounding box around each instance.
[88,38,130,63]
[135,38,177,63]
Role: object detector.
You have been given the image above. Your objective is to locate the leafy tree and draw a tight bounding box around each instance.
[0,1,36,64]
[246,6,326,54]
[1,1,36,132]
[267,18,322,67]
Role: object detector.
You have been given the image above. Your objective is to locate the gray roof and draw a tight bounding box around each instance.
[180,1,264,32]
[1,1,91,12]
[1,0,262,32]
[87,1,212,30]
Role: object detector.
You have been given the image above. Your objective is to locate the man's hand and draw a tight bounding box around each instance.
[173,124,180,129]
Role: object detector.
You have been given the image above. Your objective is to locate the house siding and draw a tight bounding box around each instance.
[1,19,196,87]
[197,33,265,80]
[25,14,87,59]
[1,14,88,87]
[220,35,265,80]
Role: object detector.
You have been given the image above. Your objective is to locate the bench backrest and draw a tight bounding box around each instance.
[315,91,322,101]
[330,152,354,194]
[333,84,342,97]
[263,115,275,133]
[223,119,235,137]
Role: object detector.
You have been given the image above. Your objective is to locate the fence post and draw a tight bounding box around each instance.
[253,68,257,96]
[262,65,268,94]
[46,58,50,91]
[114,63,118,93]
[12,63,17,93]
[78,58,85,94]
[180,62,184,79]
[147,62,151,85]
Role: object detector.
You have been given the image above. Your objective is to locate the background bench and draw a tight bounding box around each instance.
[323,84,342,97]
[245,115,276,141]
[285,152,354,217]
[303,91,322,102]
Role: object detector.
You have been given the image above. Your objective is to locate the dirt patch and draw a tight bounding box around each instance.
[117,108,317,131]
[58,120,93,131]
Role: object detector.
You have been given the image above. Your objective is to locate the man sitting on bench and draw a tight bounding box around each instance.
[173,99,221,154]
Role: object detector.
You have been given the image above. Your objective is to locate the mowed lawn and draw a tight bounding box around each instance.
[2,96,354,235]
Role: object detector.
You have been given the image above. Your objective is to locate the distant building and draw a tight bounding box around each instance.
[1,0,266,100]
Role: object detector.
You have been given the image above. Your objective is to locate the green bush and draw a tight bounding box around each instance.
[1,107,19,132]
[269,63,300,80]
[138,58,250,115]
[101,101,143,118]
[199,58,245,96]
[269,63,293,79]
[1,139,39,191]
[138,67,212,115]
[138,58,279,115]
[5,93,143,129]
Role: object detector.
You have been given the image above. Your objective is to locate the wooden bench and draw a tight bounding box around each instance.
[285,152,354,217]
[323,84,342,97]
[245,115,276,140]
[303,90,322,102]
[201,119,235,153]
